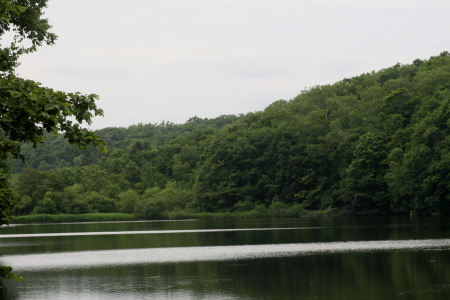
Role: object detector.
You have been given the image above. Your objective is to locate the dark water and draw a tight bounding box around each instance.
[0,217,450,299]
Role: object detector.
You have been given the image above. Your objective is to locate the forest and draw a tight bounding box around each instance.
[10,52,450,219]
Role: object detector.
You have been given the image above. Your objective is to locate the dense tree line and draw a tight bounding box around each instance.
[11,52,450,217]
[9,115,242,173]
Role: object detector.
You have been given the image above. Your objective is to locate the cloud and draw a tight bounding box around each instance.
[14,0,450,129]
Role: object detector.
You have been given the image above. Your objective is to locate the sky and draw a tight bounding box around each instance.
[14,0,450,130]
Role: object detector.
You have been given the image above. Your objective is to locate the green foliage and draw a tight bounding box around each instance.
[157,181,193,211]
[189,52,450,216]
[233,200,256,212]
[0,0,56,75]
[10,52,450,227]
[11,213,137,224]
[134,196,167,220]
[0,77,106,154]
[339,132,389,214]
[32,197,57,215]
[78,191,116,213]
[0,266,22,285]
[117,189,140,213]
[132,183,193,219]
[0,181,15,225]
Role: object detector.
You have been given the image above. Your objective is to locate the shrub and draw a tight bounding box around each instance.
[134,196,167,220]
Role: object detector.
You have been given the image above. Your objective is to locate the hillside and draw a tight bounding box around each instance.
[9,114,242,173]
[12,52,450,217]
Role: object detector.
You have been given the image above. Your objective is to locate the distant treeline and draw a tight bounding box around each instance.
[11,52,450,218]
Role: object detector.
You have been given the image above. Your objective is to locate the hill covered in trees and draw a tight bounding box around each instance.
[11,52,450,218]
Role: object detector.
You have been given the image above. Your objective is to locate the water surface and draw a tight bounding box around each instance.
[1,217,449,299]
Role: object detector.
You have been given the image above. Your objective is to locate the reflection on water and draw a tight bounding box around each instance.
[0,226,321,239]
[4,272,247,300]
[1,217,450,300]
[3,239,450,271]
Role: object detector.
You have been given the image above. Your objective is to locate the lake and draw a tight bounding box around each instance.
[0,217,449,299]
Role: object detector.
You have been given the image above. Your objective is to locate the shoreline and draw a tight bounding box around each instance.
[8,209,385,224]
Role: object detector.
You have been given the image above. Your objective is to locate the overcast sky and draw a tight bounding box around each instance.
[15,0,450,129]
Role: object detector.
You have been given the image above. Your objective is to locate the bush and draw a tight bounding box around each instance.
[117,189,140,213]
[269,201,290,217]
[134,196,167,220]
[32,198,58,215]
[79,191,117,213]
[233,200,256,212]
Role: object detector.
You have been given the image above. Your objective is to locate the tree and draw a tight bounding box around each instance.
[339,132,389,214]
[117,189,140,213]
[0,0,106,285]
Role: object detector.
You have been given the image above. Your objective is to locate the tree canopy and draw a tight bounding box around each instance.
[11,51,450,221]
